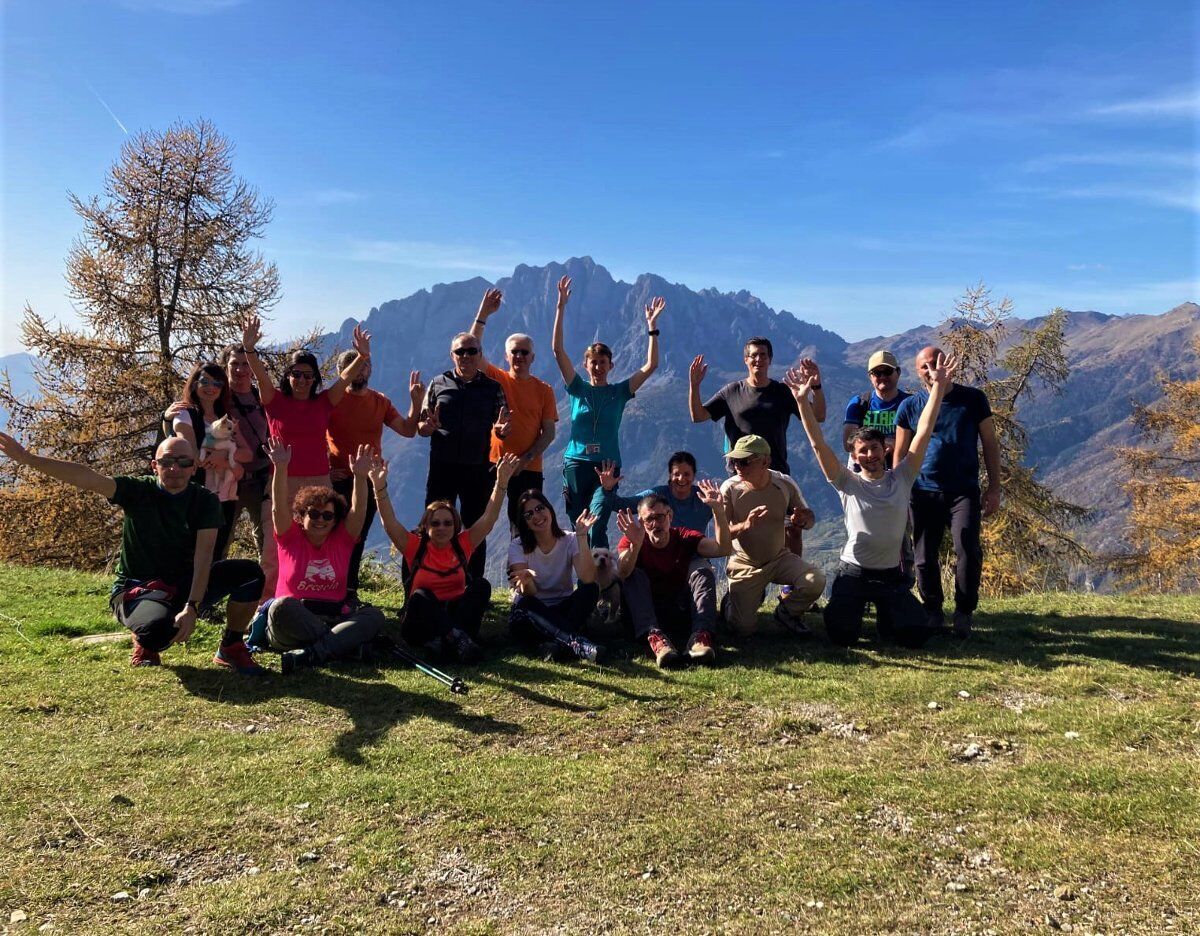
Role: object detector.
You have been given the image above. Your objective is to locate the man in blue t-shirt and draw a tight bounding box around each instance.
[894,345,1001,638]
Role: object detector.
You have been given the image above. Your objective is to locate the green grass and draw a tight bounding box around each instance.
[1,563,1199,934]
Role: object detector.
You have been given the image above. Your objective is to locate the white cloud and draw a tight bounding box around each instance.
[1090,87,1200,119]
[1020,150,1195,173]
[343,239,528,275]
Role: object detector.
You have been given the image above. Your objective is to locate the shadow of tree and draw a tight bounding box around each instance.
[170,663,522,766]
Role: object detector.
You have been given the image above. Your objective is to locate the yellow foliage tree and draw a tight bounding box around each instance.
[0,119,280,568]
[1116,338,1200,591]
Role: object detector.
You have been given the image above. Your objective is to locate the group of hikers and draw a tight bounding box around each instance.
[0,275,1001,674]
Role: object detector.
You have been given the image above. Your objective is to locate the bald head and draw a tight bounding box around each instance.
[915,346,944,389]
[153,436,198,492]
[156,436,196,460]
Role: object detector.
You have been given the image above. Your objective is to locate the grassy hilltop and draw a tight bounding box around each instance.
[1,563,1198,935]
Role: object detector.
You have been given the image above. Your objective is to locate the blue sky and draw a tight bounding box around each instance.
[2,0,1196,354]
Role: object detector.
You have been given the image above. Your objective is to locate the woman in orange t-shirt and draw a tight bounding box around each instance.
[371,453,520,663]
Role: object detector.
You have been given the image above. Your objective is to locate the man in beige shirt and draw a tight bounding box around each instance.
[719,435,825,636]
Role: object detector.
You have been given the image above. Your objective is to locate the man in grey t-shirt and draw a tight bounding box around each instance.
[787,351,957,648]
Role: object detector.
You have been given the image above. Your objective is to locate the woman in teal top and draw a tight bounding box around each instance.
[551,274,664,545]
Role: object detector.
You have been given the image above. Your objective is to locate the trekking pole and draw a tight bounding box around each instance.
[387,640,468,694]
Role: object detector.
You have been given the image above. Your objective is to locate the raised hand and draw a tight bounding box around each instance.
[783,366,814,397]
[929,351,958,390]
[494,452,521,487]
[798,358,821,385]
[696,478,723,507]
[557,275,572,308]
[349,443,374,477]
[574,508,599,537]
[265,437,292,466]
[689,354,708,387]
[615,508,646,546]
[367,455,389,490]
[594,459,623,492]
[745,504,770,528]
[645,296,666,330]
[422,403,442,433]
[0,430,30,465]
[352,324,371,359]
[493,405,511,439]
[409,370,424,407]
[478,288,503,319]
[241,316,263,353]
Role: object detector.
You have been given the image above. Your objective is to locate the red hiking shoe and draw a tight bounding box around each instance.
[687,630,717,665]
[214,640,266,675]
[130,641,161,667]
[647,630,680,669]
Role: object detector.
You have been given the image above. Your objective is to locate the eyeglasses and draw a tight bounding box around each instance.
[729,457,755,469]
[427,518,454,528]
[869,368,896,378]
[305,509,336,522]
[197,377,226,387]
[156,456,195,469]
[289,370,316,380]
[509,348,531,357]
[521,502,547,520]
[452,347,480,357]
[642,512,670,524]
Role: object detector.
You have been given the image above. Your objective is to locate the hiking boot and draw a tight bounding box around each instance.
[774,602,813,638]
[566,635,604,663]
[214,640,266,675]
[130,641,161,667]
[927,610,948,632]
[687,630,717,665]
[647,630,680,668]
[952,611,973,639]
[280,648,314,674]
[445,628,483,665]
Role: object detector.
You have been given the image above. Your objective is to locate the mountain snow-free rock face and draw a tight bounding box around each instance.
[319,260,1194,575]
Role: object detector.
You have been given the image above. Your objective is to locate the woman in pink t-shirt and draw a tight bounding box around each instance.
[263,437,385,673]
[240,316,371,510]
[370,452,521,663]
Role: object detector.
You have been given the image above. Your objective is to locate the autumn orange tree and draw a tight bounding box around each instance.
[0,118,280,568]
[1115,339,1200,591]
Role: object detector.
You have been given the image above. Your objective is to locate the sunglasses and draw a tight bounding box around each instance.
[427,518,455,528]
[305,509,336,522]
[521,502,547,521]
[156,456,195,469]
[197,377,226,387]
[509,348,531,357]
[452,347,480,357]
[642,512,670,524]
[869,368,896,378]
[729,457,755,468]
[289,370,316,380]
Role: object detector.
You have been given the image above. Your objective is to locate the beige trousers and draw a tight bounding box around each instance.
[724,552,826,635]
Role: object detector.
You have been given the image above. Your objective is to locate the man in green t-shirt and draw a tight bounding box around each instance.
[0,432,264,670]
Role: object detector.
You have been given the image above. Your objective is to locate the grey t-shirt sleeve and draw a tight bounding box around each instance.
[703,383,731,420]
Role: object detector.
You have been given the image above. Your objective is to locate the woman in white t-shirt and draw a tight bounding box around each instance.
[507,490,602,662]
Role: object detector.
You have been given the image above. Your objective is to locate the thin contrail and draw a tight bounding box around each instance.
[85,81,128,135]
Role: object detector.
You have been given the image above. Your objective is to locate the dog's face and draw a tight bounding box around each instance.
[591,547,618,588]
[209,414,236,440]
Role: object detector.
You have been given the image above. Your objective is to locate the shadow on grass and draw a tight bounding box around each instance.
[475,654,671,712]
[717,610,1200,677]
[170,663,521,766]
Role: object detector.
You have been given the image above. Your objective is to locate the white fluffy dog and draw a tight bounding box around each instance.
[588,547,623,635]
